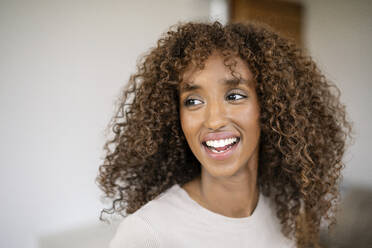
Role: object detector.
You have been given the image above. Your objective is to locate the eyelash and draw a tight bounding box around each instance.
[183,91,247,107]
[226,91,247,101]
[184,98,203,106]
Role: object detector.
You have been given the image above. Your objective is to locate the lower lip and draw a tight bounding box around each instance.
[202,141,239,161]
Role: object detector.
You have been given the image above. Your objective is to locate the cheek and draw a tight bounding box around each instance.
[232,106,260,134]
[180,110,204,151]
[180,110,196,138]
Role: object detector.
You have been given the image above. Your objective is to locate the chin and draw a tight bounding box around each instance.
[201,162,244,179]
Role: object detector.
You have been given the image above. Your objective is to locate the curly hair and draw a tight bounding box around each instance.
[97,21,352,247]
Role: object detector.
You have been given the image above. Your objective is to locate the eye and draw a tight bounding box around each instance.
[226,92,247,101]
[184,98,203,107]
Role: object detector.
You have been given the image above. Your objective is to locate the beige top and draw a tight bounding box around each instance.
[110,183,295,248]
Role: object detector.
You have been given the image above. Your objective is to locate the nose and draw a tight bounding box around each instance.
[204,100,228,131]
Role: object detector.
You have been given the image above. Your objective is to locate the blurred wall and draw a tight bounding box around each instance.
[1,0,371,248]
[0,1,210,248]
[303,0,372,188]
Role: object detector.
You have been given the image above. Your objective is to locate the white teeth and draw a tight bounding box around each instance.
[205,137,238,148]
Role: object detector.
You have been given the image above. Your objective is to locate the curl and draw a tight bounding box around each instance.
[96,21,352,247]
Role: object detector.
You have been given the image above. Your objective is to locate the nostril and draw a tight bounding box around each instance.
[206,123,227,131]
[204,117,227,130]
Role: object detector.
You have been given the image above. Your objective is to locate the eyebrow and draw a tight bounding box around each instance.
[179,78,254,93]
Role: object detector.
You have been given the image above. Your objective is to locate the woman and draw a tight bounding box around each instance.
[97,21,352,247]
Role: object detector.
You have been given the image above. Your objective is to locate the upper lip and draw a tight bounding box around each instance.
[201,131,240,143]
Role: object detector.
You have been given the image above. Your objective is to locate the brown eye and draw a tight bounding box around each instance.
[226,93,247,101]
[184,98,203,106]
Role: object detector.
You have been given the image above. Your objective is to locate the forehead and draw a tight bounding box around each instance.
[180,52,254,90]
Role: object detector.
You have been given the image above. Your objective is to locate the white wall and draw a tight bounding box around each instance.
[0,1,210,248]
[303,0,372,188]
[1,0,371,247]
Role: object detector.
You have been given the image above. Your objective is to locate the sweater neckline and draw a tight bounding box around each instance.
[171,183,266,227]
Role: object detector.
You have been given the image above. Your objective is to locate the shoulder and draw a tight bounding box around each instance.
[109,184,183,248]
[109,214,161,248]
[258,194,296,247]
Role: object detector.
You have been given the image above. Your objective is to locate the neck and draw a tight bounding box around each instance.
[184,155,259,218]
[200,168,258,218]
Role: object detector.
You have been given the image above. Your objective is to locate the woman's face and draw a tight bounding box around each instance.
[179,52,261,178]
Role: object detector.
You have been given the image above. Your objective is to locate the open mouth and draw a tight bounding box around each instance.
[202,137,240,154]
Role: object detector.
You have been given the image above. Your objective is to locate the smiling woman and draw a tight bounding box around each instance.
[97,21,352,248]
[179,52,261,219]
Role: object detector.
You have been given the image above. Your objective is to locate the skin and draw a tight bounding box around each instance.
[179,51,261,218]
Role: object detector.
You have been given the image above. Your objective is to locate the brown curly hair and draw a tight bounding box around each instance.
[97,21,352,247]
